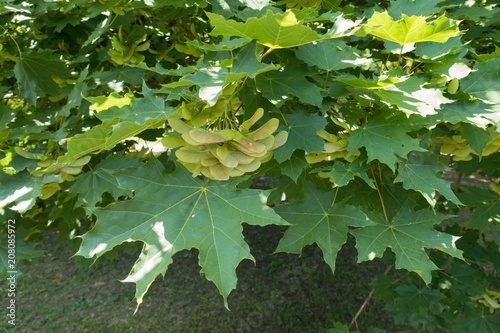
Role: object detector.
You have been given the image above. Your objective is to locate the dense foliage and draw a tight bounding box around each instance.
[1,0,499,331]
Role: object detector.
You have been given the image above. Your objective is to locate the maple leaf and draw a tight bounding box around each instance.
[387,0,444,20]
[91,83,174,124]
[395,151,461,206]
[295,39,369,71]
[272,110,327,163]
[255,65,323,107]
[279,149,309,182]
[231,41,279,78]
[0,171,61,213]
[347,112,426,171]
[458,186,500,230]
[461,56,500,105]
[207,10,321,49]
[355,11,460,46]
[76,157,287,308]
[325,159,375,188]
[350,203,463,283]
[14,51,70,104]
[0,227,44,280]
[274,182,373,273]
[67,153,142,210]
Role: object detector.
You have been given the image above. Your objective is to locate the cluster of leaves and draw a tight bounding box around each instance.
[1,0,499,330]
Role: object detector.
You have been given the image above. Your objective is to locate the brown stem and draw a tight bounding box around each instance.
[349,265,394,330]
[454,172,463,193]
[169,19,196,40]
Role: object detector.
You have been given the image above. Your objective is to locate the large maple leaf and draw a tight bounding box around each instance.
[350,203,463,283]
[76,157,287,308]
[207,10,321,49]
[355,11,460,46]
[395,151,461,206]
[346,112,426,171]
[274,182,373,272]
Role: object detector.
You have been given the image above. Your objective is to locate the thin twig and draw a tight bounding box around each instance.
[323,70,330,90]
[349,264,394,330]
[454,172,463,193]
[169,19,196,40]
[371,167,389,222]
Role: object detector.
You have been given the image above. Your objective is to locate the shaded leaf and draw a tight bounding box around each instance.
[461,56,500,105]
[347,112,426,171]
[295,39,369,71]
[350,203,464,283]
[273,111,327,163]
[76,157,287,308]
[326,159,375,188]
[395,151,461,206]
[231,41,279,78]
[255,66,323,106]
[14,52,70,104]
[279,149,308,182]
[0,171,61,213]
[275,182,373,273]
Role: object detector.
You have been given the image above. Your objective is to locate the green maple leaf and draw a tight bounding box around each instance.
[461,56,500,105]
[268,175,305,204]
[171,67,233,106]
[274,182,373,273]
[395,151,461,206]
[53,110,165,169]
[231,41,279,78]
[434,100,500,127]
[279,150,308,182]
[295,40,369,71]
[76,157,287,308]
[255,65,323,106]
[272,111,327,163]
[52,119,119,168]
[207,10,321,49]
[104,119,163,150]
[376,76,452,116]
[92,67,151,89]
[0,171,61,213]
[461,123,492,160]
[458,186,500,230]
[67,153,142,210]
[394,284,445,324]
[0,227,44,279]
[387,0,443,20]
[350,203,464,283]
[339,76,400,89]
[14,52,70,104]
[325,159,375,188]
[347,112,426,171]
[414,37,463,60]
[355,11,460,46]
[452,313,500,333]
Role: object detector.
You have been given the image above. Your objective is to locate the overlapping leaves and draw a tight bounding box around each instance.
[76,157,287,308]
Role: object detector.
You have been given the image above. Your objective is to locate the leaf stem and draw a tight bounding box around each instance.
[396,44,404,69]
[371,167,389,222]
[258,47,274,61]
[330,186,339,208]
[323,70,329,90]
[0,24,22,57]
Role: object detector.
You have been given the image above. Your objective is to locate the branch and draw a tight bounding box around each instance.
[169,19,196,40]
[349,264,394,331]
